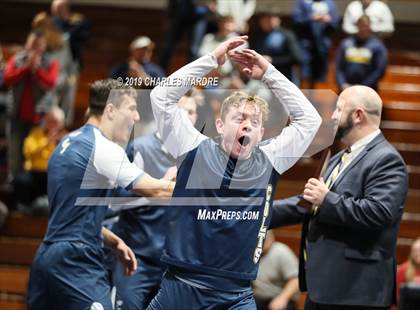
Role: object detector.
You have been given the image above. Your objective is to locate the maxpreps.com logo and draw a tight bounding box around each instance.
[197,209,259,221]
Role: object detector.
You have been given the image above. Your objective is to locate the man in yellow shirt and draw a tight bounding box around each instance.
[14,106,65,214]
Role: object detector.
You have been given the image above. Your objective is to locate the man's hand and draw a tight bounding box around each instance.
[320,14,332,23]
[303,177,329,206]
[211,35,248,66]
[162,166,177,181]
[268,295,288,310]
[128,60,148,79]
[228,49,270,80]
[115,239,137,276]
[27,51,41,71]
[102,227,137,276]
[133,173,175,198]
[312,14,331,23]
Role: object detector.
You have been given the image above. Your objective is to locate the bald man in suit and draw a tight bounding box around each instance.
[270,85,408,309]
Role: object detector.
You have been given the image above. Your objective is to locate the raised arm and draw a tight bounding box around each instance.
[262,66,321,173]
[230,49,322,174]
[150,57,213,158]
[150,36,248,158]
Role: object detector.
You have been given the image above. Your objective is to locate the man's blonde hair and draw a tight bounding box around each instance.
[220,91,270,122]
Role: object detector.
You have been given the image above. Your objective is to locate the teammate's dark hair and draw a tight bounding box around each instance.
[88,79,137,116]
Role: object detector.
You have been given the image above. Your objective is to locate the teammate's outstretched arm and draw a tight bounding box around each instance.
[92,129,175,199]
[132,174,174,198]
[150,36,248,158]
[101,227,137,276]
[230,49,322,175]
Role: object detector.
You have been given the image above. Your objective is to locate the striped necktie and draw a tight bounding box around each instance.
[325,148,351,189]
[303,148,351,262]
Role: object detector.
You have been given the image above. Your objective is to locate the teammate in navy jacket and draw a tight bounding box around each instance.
[147,37,322,309]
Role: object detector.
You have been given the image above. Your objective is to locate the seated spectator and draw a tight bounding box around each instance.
[336,15,387,91]
[51,0,90,126]
[216,0,256,34]
[252,11,302,83]
[397,238,420,303]
[343,0,394,37]
[110,36,165,82]
[4,30,59,178]
[13,106,65,214]
[252,231,300,310]
[292,0,339,87]
[32,11,75,126]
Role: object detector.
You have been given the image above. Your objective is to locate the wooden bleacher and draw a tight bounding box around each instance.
[0,212,45,310]
[0,2,419,309]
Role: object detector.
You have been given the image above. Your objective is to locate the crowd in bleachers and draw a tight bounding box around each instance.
[1,0,396,208]
[0,1,419,309]
[0,0,89,212]
[0,0,397,178]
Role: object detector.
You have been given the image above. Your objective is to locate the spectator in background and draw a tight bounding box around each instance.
[293,0,339,87]
[216,0,256,34]
[0,201,8,229]
[51,0,90,68]
[336,15,387,92]
[4,30,59,178]
[110,36,166,135]
[252,231,300,310]
[343,0,394,37]
[252,11,302,84]
[0,43,5,90]
[397,238,420,303]
[51,0,90,126]
[110,36,165,82]
[159,0,218,71]
[0,44,11,181]
[32,11,75,126]
[13,106,65,214]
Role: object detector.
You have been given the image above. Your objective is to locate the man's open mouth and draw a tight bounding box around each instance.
[238,136,250,147]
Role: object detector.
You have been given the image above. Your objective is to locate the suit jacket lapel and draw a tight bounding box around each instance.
[323,152,342,181]
[331,133,385,188]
